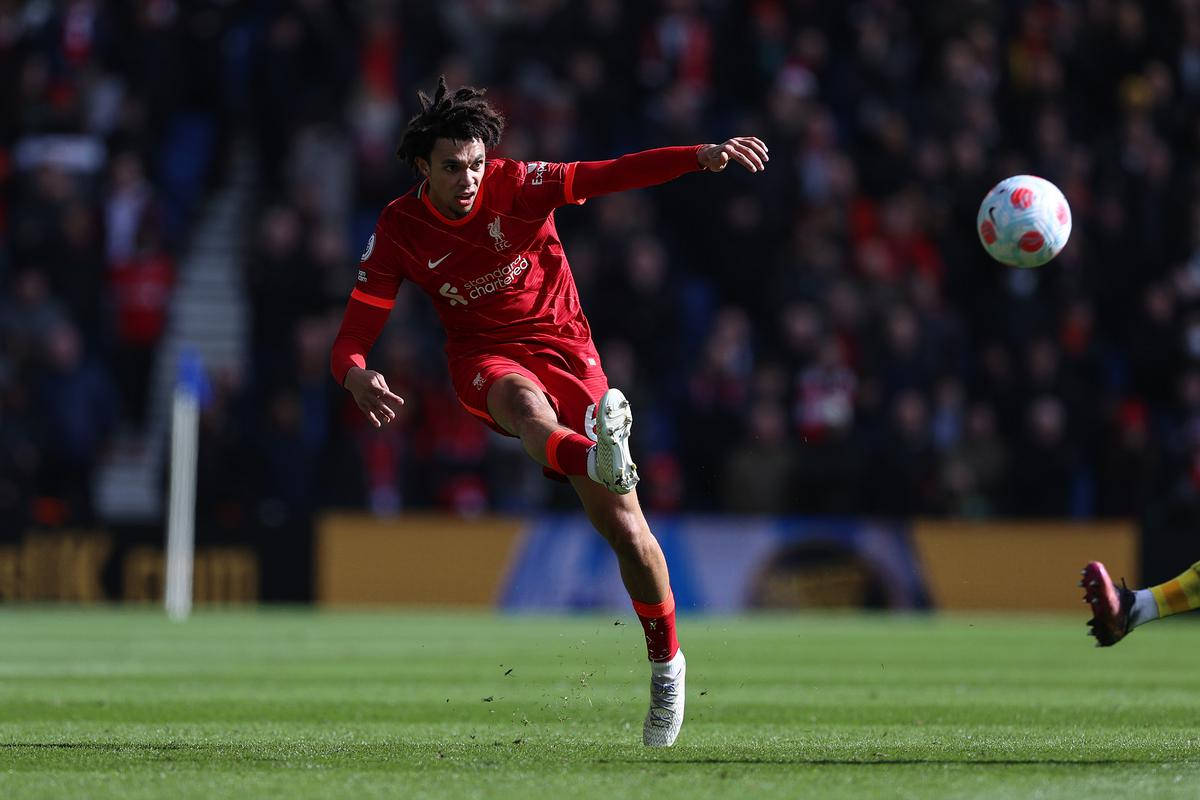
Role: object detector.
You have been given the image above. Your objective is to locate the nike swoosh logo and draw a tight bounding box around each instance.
[427,252,452,269]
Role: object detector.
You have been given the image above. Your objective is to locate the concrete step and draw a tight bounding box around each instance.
[181,269,244,285]
[172,310,245,330]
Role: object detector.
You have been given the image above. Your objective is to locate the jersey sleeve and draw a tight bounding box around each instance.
[350,216,406,310]
[330,297,390,385]
[570,146,703,201]
[511,160,586,218]
[330,215,407,385]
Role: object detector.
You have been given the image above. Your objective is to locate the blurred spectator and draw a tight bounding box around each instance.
[1099,399,1160,517]
[682,307,753,507]
[105,152,154,265]
[867,389,939,516]
[794,335,857,442]
[941,402,1008,518]
[1128,283,1179,408]
[34,322,118,522]
[0,377,40,536]
[109,219,173,426]
[1010,396,1078,517]
[720,400,796,514]
[196,366,257,535]
[0,269,68,359]
[930,377,966,454]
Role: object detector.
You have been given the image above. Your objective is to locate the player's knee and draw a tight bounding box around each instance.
[492,380,553,434]
[510,385,548,419]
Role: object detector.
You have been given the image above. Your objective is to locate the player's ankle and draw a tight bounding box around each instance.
[1129,588,1158,628]
[651,648,684,676]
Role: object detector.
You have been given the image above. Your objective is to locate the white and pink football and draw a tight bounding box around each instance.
[976,175,1072,268]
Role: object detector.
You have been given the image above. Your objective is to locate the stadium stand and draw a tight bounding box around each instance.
[3,0,1200,552]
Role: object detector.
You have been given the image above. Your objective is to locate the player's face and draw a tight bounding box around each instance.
[419,138,486,219]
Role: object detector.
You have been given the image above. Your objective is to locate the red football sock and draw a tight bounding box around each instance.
[632,591,680,663]
[544,429,593,476]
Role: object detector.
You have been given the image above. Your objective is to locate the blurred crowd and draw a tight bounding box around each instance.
[0,0,229,531]
[8,0,1200,533]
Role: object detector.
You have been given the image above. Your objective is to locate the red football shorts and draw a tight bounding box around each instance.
[449,340,608,480]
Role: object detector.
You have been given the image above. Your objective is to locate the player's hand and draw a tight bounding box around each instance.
[698,137,769,173]
[343,366,405,428]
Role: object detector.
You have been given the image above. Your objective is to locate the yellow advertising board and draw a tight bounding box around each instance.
[911,520,1138,611]
[315,514,524,607]
[313,514,1140,611]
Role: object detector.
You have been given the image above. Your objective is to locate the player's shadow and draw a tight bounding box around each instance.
[1,744,1172,767]
[0,743,192,751]
[604,757,1160,765]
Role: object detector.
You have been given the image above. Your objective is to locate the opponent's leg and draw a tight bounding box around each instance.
[1147,560,1200,620]
[1081,559,1200,646]
[571,466,685,746]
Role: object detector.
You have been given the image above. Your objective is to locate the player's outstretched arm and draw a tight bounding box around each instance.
[568,137,768,203]
[330,300,405,428]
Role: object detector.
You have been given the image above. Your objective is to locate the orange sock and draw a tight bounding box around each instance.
[632,591,680,663]
[544,429,592,476]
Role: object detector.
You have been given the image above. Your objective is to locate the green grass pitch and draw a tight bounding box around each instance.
[1,609,1198,799]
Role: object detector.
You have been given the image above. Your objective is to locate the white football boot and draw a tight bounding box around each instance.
[643,649,686,747]
[588,388,639,495]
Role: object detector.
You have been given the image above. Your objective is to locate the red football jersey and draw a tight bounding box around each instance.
[352,158,592,365]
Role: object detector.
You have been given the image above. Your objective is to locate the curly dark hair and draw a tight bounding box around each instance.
[396,76,505,173]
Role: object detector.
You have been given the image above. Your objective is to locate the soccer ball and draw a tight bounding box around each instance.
[976,175,1072,268]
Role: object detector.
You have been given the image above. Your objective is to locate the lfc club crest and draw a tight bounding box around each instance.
[488,216,510,251]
